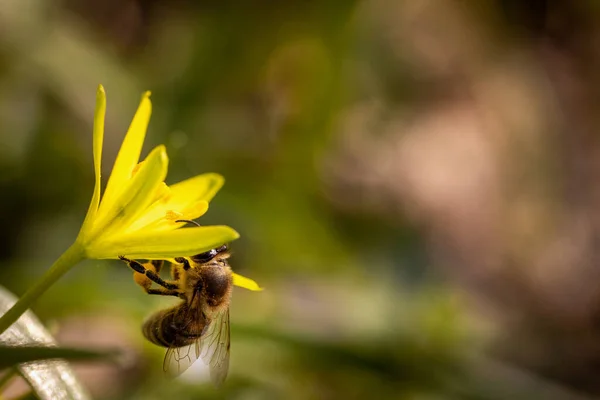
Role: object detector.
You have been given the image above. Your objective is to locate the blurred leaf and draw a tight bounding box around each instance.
[0,285,91,400]
[234,323,594,400]
[0,345,117,369]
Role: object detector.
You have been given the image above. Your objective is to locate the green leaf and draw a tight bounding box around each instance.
[0,345,118,369]
[0,285,91,399]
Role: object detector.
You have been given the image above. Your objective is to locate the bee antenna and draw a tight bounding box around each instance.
[175,219,201,227]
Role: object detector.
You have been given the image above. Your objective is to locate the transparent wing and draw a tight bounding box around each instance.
[162,304,204,377]
[162,309,230,384]
[163,338,202,377]
[200,309,231,386]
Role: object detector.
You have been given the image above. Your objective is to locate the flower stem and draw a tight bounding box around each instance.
[0,243,85,335]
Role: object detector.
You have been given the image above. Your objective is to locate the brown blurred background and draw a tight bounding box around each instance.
[2,0,600,399]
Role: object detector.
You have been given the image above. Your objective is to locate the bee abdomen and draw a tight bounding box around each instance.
[142,309,172,347]
[142,306,202,348]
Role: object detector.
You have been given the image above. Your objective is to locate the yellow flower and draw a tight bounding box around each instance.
[76,85,260,291]
[0,85,260,336]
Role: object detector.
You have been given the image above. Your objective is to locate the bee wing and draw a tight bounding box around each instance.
[200,308,231,386]
[162,304,204,377]
[163,338,202,377]
[161,309,231,384]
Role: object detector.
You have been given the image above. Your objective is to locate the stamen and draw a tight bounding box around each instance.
[153,182,172,203]
[131,161,144,177]
[165,210,184,221]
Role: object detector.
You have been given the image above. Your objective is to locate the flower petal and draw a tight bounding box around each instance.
[79,85,106,238]
[232,273,263,291]
[124,173,224,233]
[169,173,224,203]
[86,225,240,259]
[90,145,168,240]
[97,91,152,219]
[126,201,209,234]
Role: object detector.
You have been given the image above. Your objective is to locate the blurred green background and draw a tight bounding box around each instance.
[2,0,600,399]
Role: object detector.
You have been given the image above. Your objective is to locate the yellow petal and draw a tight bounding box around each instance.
[98,91,152,218]
[79,85,106,238]
[86,225,240,259]
[232,272,263,291]
[123,173,224,233]
[124,201,209,234]
[170,173,224,203]
[90,145,168,239]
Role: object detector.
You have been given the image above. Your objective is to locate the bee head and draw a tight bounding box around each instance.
[191,244,228,263]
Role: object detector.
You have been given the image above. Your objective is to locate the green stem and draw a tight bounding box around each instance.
[0,243,85,335]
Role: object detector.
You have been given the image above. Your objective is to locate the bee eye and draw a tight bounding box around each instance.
[216,244,228,253]
[191,249,217,263]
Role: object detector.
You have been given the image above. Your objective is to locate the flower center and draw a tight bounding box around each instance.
[165,210,184,221]
[164,201,208,225]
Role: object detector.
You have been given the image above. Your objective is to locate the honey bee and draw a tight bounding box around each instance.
[119,223,233,385]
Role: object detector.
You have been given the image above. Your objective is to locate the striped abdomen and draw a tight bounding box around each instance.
[142,304,206,348]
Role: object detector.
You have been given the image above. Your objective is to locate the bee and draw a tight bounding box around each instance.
[119,222,233,385]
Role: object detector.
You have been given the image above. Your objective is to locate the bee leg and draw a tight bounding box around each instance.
[174,257,191,270]
[118,256,154,291]
[147,288,180,297]
[119,256,179,290]
[149,259,182,289]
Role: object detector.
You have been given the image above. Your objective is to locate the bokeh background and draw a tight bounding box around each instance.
[2,0,600,399]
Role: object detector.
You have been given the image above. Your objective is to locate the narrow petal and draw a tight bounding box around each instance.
[97,91,152,219]
[79,85,106,238]
[232,273,263,291]
[123,173,224,233]
[169,173,224,203]
[127,200,209,234]
[90,145,168,240]
[86,225,240,259]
